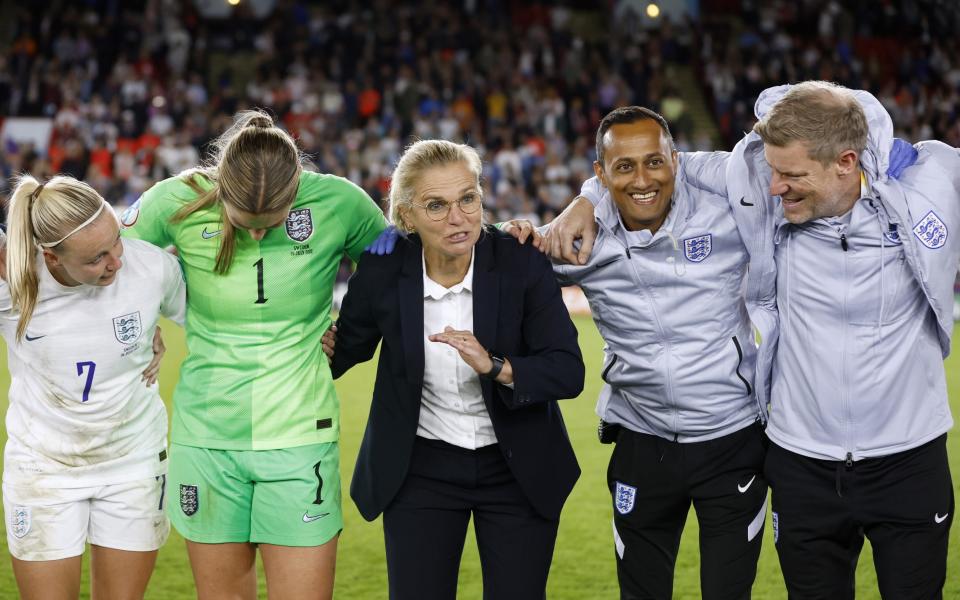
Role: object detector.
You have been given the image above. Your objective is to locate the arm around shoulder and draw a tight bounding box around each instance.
[158,250,187,326]
[331,251,388,378]
[679,151,730,196]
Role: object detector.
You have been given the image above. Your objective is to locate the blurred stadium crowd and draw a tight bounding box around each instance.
[1,0,957,225]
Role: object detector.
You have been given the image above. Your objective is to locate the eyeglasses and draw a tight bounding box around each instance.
[416,193,482,221]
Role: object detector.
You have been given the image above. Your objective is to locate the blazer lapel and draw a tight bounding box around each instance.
[398,236,425,386]
[472,231,499,361]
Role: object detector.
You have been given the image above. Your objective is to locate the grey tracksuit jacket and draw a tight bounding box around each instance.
[680,85,959,461]
[558,178,763,442]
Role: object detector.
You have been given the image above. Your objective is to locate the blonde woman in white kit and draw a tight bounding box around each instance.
[0,175,185,600]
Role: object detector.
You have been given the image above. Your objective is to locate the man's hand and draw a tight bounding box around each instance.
[542,196,598,265]
[500,220,542,248]
[322,325,337,365]
[142,326,165,386]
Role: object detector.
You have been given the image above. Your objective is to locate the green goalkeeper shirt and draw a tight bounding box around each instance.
[121,171,386,450]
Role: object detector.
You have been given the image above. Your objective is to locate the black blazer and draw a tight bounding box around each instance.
[332,226,584,521]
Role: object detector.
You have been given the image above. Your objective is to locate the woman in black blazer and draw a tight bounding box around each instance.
[329,140,584,600]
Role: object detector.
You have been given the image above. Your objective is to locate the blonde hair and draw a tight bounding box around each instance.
[753,81,868,165]
[172,109,304,273]
[5,175,105,341]
[388,139,483,234]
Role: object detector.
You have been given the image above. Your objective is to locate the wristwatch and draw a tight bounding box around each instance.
[484,351,505,380]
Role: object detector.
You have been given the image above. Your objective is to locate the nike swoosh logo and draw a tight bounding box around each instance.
[935,513,949,524]
[201,228,223,239]
[24,334,46,341]
[737,475,757,493]
[302,512,330,523]
[739,196,755,207]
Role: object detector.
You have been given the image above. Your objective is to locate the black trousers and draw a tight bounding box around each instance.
[382,437,560,600]
[765,436,954,600]
[607,422,768,600]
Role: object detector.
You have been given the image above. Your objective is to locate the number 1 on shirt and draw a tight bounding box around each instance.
[254,258,267,304]
[76,361,96,402]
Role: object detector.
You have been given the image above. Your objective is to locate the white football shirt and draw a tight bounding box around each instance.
[0,238,186,487]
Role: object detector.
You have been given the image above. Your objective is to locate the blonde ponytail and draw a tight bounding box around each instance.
[7,177,43,342]
[5,175,105,341]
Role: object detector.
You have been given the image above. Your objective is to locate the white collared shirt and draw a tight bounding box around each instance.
[418,250,498,449]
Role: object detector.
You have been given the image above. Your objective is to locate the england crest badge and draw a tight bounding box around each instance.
[112,311,142,344]
[614,481,636,515]
[285,208,314,242]
[912,211,947,249]
[180,484,199,516]
[683,234,713,263]
[10,505,30,538]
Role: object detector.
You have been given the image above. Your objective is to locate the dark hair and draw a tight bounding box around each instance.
[595,106,674,165]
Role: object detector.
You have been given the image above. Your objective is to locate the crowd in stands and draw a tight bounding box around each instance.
[1,0,958,232]
[700,0,960,149]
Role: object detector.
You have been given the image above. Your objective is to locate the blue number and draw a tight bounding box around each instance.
[76,361,96,402]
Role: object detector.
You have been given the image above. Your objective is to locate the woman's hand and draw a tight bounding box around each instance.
[429,326,491,373]
[142,326,165,386]
[322,325,337,364]
[428,326,513,384]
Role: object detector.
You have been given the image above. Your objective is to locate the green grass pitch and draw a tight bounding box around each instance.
[0,317,957,598]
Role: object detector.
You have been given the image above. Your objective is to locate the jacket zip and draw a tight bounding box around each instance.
[596,219,679,435]
[731,335,753,396]
[840,227,851,462]
[601,354,619,383]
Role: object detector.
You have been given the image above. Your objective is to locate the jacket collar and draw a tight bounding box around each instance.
[396,227,500,385]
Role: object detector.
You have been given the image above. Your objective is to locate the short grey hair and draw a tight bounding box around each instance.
[389,139,483,234]
[753,81,868,165]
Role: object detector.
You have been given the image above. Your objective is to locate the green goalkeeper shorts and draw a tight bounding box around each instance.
[167,442,343,546]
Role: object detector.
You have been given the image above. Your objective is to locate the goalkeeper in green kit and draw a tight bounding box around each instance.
[121,110,386,599]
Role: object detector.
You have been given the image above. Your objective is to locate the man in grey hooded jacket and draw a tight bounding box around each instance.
[554,81,958,598]
[515,105,768,600]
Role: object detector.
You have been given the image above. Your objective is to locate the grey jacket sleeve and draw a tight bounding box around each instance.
[678,151,731,196]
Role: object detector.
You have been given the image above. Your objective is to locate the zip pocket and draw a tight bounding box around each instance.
[601,353,619,383]
[731,335,753,396]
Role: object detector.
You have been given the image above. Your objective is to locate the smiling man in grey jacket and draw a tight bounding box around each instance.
[533,106,768,600]
[552,81,959,599]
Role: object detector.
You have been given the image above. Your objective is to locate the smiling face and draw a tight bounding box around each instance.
[402,161,483,265]
[764,140,861,224]
[594,119,678,234]
[44,210,124,287]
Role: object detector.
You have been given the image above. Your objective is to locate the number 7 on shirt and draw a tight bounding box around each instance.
[76,361,96,402]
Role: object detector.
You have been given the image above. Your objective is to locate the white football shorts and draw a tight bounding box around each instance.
[3,475,170,561]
